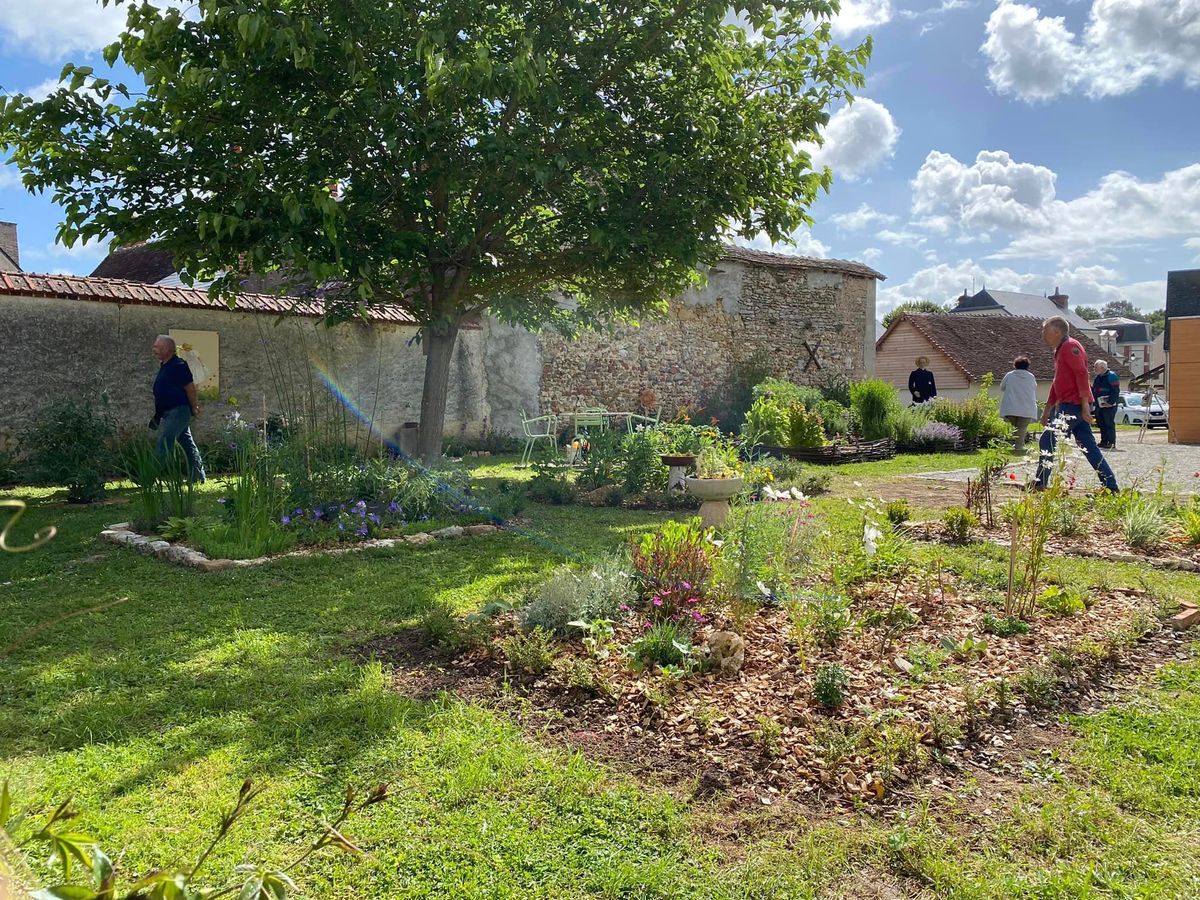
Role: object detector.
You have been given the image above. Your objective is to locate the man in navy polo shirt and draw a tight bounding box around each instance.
[151,334,206,482]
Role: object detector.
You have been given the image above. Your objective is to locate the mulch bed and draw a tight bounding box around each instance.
[760,438,896,465]
[908,519,1200,572]
[353,569,1170,808]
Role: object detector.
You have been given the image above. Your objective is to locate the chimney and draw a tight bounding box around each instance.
[956,288,970,307]
[1049,285,1069,310]
[0,222,18,272]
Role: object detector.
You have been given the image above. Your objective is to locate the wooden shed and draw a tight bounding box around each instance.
[1165,270,1200,445]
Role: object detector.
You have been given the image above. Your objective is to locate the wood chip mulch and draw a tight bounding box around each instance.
[353,569,1180,808]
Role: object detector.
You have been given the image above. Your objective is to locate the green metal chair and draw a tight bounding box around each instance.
[520,410,558,466]
[573,407,608,438]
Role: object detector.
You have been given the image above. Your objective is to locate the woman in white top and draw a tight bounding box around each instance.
[999,356,1040,453]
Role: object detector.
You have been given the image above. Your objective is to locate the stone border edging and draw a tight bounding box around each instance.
[99,521,502,571]
[904,521,1200,573]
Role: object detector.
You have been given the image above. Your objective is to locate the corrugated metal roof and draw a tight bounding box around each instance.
[720,245,886,280]
[0,271,418,324]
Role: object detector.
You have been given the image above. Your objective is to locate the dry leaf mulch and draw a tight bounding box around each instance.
[353,569,1171,808]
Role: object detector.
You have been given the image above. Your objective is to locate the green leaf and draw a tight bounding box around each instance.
[0,779,11,830]
[32,886,98,900]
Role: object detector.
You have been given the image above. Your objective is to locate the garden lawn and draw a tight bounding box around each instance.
[3,476,1200,898]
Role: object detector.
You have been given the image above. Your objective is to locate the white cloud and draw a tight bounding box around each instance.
[805,98,901,181]
[22,237,111,274]
[831,203,898,231]
[993,164,1200,263]
[746,227,831,258]
[832,0,894,37]
[912,149,1057,235]
[878,256,1166,315]
[982,1,1200,102]
[0,0,128,60]
[878,228,927,246]
[1187,237,1200,262]
[0,166,21,190]
[861,247,884,263]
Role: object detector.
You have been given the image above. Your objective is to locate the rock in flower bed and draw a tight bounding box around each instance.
[359,545,1166,806]
[99,519,502,570]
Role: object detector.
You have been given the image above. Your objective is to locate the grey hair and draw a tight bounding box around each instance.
[1095,359,1108,369]
[1043,315,1070,335]
[155,334,176,353]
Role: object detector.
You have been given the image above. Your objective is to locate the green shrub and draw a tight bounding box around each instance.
[628,620,693,669]
[620,429,667,494]
[752,377,823,410]
[786,404,827,448]
[576,428,621,490]
[1049,496,1090,537]
[885,499,911,527]
[814,399,850,436]
[813,662,850,708]
[21,395,116,501]
[849,380,901,441]
[527,454,577,505]
[1181,507,1200,546]
[695,350,772,432]
[925,377,1012,443]
[501,627,556,674]
[941,506,978,544]
[887,404,931,445]
[742,395,791,447]
[796,591,854,648]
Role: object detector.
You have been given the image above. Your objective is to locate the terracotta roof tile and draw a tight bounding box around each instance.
[0,271,418,324]
[882,313,1130,381]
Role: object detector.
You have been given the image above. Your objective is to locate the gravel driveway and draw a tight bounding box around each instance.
[915,429,1200,494]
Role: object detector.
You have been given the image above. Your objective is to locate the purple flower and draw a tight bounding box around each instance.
[354,500,367,512]
[312,508,324,520]
[387,501,400,513]
[356,524,369,537]
[281,515,291,526]
[337,522,345,531]
[293,507,303,516]
[369,513,381,525]
[691,611,705,623]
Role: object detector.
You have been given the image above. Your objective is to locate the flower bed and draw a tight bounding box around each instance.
[759,438,896,464]
[361,565,1164,805]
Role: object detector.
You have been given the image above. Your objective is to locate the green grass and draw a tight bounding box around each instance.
[3,472,1200,897]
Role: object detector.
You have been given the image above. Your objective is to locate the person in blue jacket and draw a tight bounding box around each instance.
[909,356,937,404]
[1091,359,1121,449]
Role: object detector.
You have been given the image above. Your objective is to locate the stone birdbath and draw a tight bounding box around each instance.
[660,453,697,492]
[684,475,744,527]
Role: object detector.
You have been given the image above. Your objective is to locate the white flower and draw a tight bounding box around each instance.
[864,523,883,557]
[789,487,807,501]
[853,481,863,488]
[756,580,772,598]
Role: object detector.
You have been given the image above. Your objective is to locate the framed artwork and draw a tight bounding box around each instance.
[169,329,220,401]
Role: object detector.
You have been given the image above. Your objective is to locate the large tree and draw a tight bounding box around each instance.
[881,300,947,329]
[0,0,869,461]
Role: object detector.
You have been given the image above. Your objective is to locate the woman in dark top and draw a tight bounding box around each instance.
[909,356,937,404]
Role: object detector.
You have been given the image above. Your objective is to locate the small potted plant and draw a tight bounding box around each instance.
[684,444,744,526]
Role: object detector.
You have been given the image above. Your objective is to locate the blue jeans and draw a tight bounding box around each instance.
[156,405,206,483]
[1036,403,1118,492]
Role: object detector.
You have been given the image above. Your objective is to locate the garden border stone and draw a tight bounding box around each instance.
[98,520,502,570]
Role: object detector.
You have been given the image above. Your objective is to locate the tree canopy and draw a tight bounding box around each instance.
[0,0,870,459]
[881,300,947,329]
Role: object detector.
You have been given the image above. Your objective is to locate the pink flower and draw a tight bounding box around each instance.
[690,611,705,622]
[652,597,663,607]
[686,596,700,604]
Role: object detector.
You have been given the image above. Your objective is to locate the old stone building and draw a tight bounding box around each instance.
[0,231,883,443]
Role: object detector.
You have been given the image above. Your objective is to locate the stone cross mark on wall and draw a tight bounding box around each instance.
[802,340,822,372]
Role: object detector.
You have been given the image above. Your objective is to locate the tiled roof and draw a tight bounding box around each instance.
[720,245,886,280]
[90,242,176,282]
[0,271,418,324]
[882,313,1130,382]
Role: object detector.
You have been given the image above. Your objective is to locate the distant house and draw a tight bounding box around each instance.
[946,285,1098,337]
[876,313,1126,405]
[1091,316,1156,377]
[1165,269,1200,444]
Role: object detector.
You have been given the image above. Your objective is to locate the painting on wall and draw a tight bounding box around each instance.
[169,329,220,401]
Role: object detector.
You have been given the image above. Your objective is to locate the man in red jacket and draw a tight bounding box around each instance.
[1034,316,1119,491]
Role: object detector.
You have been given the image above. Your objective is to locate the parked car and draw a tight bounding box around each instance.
[1117,391,1169,428]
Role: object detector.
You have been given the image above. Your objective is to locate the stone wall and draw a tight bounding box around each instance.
[0,255,878,444]
[536,258,877,418]
[0,294,489,444]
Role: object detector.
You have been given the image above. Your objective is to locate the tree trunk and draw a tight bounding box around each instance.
[416,323,460,464]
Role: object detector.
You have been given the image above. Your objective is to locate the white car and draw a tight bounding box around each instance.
[1117,391,1169,428]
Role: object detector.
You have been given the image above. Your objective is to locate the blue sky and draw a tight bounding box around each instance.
[2,0,1198,315]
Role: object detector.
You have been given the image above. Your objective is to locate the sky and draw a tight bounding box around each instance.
[0,0,1198,317]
